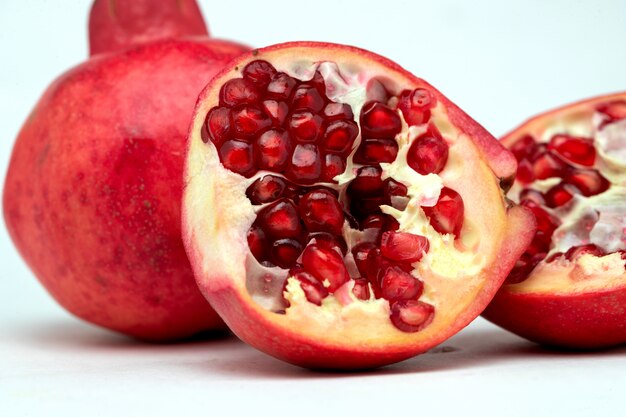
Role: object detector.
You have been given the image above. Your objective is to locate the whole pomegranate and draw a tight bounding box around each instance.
[3,0,248,340]
[483,93,626,349]
[182,42,535,369]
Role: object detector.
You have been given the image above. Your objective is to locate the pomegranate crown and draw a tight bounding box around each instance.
[88,0,209,56]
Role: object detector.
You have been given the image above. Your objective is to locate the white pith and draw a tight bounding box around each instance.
[507,103,626,295]
[184,48,510,344]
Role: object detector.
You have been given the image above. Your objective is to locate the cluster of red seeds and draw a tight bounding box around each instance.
[203,59,358,182]
[507,101,626,283]
[204,60,466,332]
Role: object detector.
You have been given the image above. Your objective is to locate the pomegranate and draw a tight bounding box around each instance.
[182,42,535,368]
[2,0,249,340]
[483,92,626,349]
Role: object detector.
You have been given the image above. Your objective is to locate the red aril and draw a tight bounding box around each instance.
[548,134,596,166]
[484,92,626,349]
[407,131,449,175]
[2,0,249,340]
[380,231,429,263]
[183,42,534,368]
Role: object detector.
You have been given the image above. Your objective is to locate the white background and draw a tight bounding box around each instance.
[1,0,625,416]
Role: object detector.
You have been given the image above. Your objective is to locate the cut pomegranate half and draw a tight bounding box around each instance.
[483,92,626,349]
[183,42,534,369]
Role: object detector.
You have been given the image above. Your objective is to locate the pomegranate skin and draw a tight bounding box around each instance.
[483,287,626,349]
[3,2,249,340]
[183,42,536,369]
[483,91,626,349]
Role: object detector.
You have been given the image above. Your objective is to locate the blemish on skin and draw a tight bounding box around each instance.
[37,143,50,166]
[145,295,162,305]
[94,275,108,287]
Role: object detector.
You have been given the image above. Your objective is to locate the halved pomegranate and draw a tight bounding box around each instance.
[483,92,626,349]
[183,42,534,369]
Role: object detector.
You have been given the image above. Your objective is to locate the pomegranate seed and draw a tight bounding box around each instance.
[384,179,408,198]
[596,100,626,127]
[366,248,413,282]
[516,159,535,184]
[383,216,401,233]
[364,248,395,295]
[247,226,267,262]
[262,100,289,127]
[544,182,579,208]
[380,267,424,301]
[266,72,297,100]
[307,71,326,94]
[506,252,542,284]
[352,278,371,300]
[360,101,402,139]
[423,187,464,237]
[350,196,388,221]
[523,201,560,236]
[519,188,545,205]
[525,230,551,256]
[307,232,347,255]
[205,107,232,146]
[348,165,384,197]
[548,134,596,166]
[531,150,569,180]
[246,175,287,205]
[323,102,354,121]
[407,132,449,175]
[398,88,434,125]
[283,184,303,203]
[509,134,537,161]
[321,154,346,182]
[322,120,359,154]
[352,242,377,277]
[255,129,291,171]
[288,110,323,143]
[302,244,350,292]
[218,140,255,177]
[545,252,564,263]
[361,214,384,230]
[298,189,345,235]
[565,169,610,196]
[258,198,302,239]
[285,269,328,306]
[389,300,435,332]
[565,244,605,260]
[380,231,429,263]
[354,138,399,164]
[242,60,277,88]
[292,85,325,112]
[286,144,322,183]
[271,238,304,269]
[219,78,261,107]
[231,105,271,138]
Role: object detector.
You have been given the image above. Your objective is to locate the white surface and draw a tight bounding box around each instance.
[1,1,625,416]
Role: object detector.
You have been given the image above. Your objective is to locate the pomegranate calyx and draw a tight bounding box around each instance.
[89,0,209,56]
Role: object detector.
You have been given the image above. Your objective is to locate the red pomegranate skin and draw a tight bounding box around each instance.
[484,287,626,349]
[2,1,248,340]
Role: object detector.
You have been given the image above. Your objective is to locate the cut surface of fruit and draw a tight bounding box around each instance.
[483,92,626,349]
[183,42,534,368]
